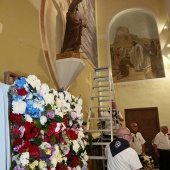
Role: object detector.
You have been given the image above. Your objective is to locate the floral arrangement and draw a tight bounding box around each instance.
[9,75,89,170]
[139,154,154,170]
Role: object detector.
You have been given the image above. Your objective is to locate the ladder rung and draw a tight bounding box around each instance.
[89,116,111,120]
[91,142,109,145]
[90,106,110,109]
[96,78,109,82]
[94,76,109,79]
[99,99,110,102]
[89,156,106,160]
[98,89,110,92]
[95,67,109,71]
[93,85,109,88]
[91,95,110,98]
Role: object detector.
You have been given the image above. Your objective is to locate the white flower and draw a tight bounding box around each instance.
[76,98,83,105]
[64,91,72,102]
[74,104,82,113]
[43,93,55,105]
[20,152,29,167]
[39,83,50,96]
[26,75,41,92]
[58,92,64,99]
[38,160,47,169]
[24,114,33,122]
[12,100,26,114]
[19,126,25,138]
[55,123,62,132]
[72,140,80,153]
[40,115,47,125]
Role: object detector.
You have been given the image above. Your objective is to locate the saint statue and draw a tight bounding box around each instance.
[61,0,86,53]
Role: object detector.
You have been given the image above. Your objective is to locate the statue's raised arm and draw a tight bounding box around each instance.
[61,0,85,53]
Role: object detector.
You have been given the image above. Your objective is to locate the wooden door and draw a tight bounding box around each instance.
[125,107,160,165]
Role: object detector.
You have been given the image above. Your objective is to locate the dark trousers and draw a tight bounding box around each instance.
[158,149,170,170]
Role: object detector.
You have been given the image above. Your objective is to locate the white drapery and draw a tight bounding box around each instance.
[0,83,10,170]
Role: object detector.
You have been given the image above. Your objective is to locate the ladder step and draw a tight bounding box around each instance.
[93,85,109,88]
[90,106,110,109]
[94,76,109,79]
[99,99,110,102]
[96,78,109,82]
[89,156,106,160]
[91,142,109,145]
[89,116,111,120]
[98,88,110,92]
[91,95,110,98]
[95,67,109,72]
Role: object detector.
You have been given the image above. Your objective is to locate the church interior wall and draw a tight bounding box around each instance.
[96,0,170,127]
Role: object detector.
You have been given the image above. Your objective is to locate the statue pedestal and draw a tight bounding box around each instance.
[55,52,85,90]
[56,52,81,60]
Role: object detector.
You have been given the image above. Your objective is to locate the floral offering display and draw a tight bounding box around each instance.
[139,154,154,170]
[9,75,89,170]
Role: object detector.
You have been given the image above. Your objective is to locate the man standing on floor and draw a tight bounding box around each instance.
[153,125,170,170]
[130,123,146,156]
[105,127,142,170]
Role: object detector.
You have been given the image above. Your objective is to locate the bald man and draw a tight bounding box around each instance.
[105,127,142,170]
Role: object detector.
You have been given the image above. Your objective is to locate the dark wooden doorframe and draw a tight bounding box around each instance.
[125,107,160,166]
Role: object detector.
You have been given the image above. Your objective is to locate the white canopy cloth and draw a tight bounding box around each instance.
[0,83,10,170]
[55,58,85,90]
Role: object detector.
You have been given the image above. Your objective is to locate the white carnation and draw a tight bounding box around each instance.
[12,100,26,114]
[40,115,47,125]
[26,75,41,92]
[24,114,32,122]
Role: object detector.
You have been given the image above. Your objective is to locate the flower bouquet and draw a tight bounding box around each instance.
[139,154,154,170]
[9,75,89,170]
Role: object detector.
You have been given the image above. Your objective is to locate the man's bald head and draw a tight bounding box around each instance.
[116,127,132,143]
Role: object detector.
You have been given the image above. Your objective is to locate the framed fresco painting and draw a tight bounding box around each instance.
[110,11,165,83]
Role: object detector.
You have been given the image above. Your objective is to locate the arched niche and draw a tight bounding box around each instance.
[108,8,165,83]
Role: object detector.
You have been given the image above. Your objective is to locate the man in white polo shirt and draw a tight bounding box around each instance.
[130,123,146,156]
[154,125,170,170]
[105,127,142,170]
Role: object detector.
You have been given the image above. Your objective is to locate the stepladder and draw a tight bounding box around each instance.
[87,66,121,170]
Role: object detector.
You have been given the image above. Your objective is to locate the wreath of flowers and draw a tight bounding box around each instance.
[9,75,89,170]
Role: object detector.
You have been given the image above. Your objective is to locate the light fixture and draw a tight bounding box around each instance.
[167,44,170,48]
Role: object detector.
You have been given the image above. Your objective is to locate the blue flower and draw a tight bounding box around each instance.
[15,77,27,88]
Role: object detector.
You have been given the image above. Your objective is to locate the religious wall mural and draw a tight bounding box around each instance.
[110,11,165,83]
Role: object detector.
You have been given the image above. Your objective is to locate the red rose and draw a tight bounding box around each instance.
[16,88,27,96]
[13,138,23,146]
[63,115,69,127]
[56,163,67,170]
[10,113,22,124]
[46,122,57,136]
[72,156,80,167]
[30,145,40,160]
[66,129,78,140]
[12,128,21,137]
[31,127,41,138]
[18,141,32,153]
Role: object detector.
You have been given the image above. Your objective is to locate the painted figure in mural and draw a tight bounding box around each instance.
[129,41,143,72]
[142,42,150,68]
[149,40,165,78]
[117,56,134,80]
[61,0,86,53]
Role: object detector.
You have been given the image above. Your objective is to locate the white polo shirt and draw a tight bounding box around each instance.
[130,132,146,155]
[154,131,170,150]
[105,144,142,170]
